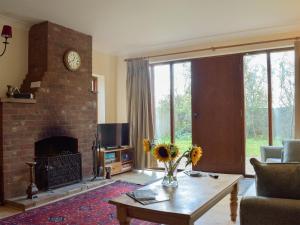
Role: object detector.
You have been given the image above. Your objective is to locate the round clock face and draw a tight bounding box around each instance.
[64,50,81,71]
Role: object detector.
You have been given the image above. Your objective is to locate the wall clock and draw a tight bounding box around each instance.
[64,50,81,71]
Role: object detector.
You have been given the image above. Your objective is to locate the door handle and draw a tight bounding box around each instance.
[193,112,199,118]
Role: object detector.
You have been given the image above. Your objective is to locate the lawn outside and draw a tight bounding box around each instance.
[156,135,192,154]
[157,136,282,159]
[246,138,267,157]
[156,136,281,175]
[246,137,283,157]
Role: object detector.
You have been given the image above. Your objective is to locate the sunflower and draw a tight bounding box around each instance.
[143,139,151,153]
[153,144,170,162]
[190,146,203,166]
[169,144,179,159]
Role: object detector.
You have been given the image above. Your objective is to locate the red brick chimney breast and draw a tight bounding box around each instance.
[0,21,96,200]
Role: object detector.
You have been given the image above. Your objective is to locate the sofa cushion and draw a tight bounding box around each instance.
[250,158,300,200]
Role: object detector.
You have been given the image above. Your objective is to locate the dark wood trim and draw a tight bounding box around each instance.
[150,66,156,137]
[240,56,246,176]
[92,76,98,123]
[267,52,273,145]
[170,63,175,143]
[0,103,3,204]
[91,76,98,93]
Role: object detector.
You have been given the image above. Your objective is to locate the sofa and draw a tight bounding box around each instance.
[240,158,300,225]
[260,139,300,163]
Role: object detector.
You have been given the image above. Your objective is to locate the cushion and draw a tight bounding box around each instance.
[250,158,300,200]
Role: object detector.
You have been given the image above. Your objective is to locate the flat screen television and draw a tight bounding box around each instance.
[97,123,129,149]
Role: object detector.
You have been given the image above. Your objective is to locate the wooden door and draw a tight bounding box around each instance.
[192,54,245,174]
[0,104,3,203]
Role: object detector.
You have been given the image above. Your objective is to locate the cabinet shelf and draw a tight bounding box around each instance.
[122,160,133,165]
[99,147,134,176]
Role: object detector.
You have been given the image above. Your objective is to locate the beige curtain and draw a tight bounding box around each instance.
[295,41,300,138]
[127,59,156,169]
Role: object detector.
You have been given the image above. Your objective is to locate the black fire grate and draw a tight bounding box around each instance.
[35,153,82,190]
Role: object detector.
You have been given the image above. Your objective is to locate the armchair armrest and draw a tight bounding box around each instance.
[240,196,300,225]
[260,146,283,162]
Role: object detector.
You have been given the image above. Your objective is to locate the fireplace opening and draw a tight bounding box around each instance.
[35,136,78,157]
[35,136,82,190]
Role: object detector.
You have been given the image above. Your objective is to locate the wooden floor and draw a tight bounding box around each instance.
[0,171,255,224]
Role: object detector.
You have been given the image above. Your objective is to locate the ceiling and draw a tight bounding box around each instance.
[1,0,300,56]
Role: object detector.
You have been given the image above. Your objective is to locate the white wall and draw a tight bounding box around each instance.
[116,57,127,122]
[92,51,118,123]
[0,15,29,97]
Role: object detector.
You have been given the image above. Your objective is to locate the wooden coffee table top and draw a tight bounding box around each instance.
[110,173,242,224]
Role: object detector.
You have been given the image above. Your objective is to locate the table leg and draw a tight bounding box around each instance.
[117,206,131,225]
[230,183,238,222]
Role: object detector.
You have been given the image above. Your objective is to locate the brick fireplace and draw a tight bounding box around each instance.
[0,21,97,201]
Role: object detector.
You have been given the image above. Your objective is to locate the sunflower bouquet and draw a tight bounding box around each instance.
[143,139,203,187]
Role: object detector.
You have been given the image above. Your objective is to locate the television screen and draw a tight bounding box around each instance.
[98,123,129,148]
[121,123,129,146]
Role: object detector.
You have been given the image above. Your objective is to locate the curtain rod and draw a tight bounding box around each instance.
[124,36,300,62]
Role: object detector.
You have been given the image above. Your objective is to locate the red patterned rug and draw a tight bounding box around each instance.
[0,181,158,225]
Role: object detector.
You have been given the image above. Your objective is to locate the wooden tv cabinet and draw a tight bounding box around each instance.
[99,147,134,176]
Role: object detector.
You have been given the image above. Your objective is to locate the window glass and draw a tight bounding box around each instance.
[153,64,171,143]
[173,62,192,152]
[271,50,295,145]
[244,53,268,174]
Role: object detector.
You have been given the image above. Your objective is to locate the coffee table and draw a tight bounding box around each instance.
[109,173,242,225]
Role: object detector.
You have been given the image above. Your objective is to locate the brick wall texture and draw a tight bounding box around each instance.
[0,21,97,200]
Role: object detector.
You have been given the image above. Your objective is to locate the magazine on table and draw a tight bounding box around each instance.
[127,189,170,205]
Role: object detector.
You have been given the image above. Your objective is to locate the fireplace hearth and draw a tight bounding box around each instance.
[35,136,82,190]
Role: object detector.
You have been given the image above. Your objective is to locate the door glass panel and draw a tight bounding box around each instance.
[244,53,269,174]
[173,62,192,153]
[153,64,171,143]
[271,50,295,145]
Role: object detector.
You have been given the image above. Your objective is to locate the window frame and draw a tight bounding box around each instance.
[150,59,192,144]
[244,47,295,145]
[150,46,295,147]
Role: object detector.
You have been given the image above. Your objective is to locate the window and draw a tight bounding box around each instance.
[244,49,295,174]
[244,53,269,163]
[151,61,192,153]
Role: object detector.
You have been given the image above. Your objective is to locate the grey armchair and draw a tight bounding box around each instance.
[260,139,300,163]
[282,139,300,162]
[260,146,283,163]
[240,158,300,225]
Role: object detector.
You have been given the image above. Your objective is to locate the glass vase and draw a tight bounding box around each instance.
[162,162,178,188]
